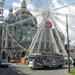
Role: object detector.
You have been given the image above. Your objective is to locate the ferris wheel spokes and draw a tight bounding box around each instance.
[37,22,45,53]
[27,0,45,11]
[19,23,38,45]
[51,13,75,32]
[52,2,75,11]
[49,14,67,56]
[8,13,42,27]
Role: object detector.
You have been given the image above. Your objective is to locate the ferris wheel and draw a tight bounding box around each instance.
[1,0,75,58]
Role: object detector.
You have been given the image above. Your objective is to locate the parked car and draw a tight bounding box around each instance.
[0,59,9,67]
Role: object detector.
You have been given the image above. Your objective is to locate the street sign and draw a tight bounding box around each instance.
[45,21,52,29]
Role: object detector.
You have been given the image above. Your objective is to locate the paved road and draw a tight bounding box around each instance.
[0,63,71,75]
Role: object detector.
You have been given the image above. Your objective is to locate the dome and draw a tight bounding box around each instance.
[21,0,26,8]
[14,0,37,25]
[4,6,15,24]
[9,6,13,13]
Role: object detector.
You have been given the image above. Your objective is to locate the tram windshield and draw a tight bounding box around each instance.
[29,56,35,61]
[29,54,50,62]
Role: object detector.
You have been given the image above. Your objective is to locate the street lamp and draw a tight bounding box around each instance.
[66,14,70,72]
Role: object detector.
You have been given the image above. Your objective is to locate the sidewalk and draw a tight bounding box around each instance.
[64,70,70,75]
[64,65,75,75]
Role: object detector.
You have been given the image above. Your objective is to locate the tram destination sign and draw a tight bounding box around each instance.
[45,21,52,29]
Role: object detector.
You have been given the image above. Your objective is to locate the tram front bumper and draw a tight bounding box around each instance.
[29,62,34,68]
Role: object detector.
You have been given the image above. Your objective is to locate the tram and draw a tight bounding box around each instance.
[28,53,64,69]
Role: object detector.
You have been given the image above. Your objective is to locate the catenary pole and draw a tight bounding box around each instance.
[66,14,70,72]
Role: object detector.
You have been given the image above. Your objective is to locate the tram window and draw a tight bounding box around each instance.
[35,57,40,62]
[46,57,49,61]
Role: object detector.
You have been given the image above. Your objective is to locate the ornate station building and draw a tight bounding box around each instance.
[0,0,65,59]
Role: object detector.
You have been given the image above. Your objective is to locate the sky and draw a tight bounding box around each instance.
[1,0,75,46]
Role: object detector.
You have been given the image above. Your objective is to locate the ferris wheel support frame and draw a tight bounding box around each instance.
[28,11,50,55]
[49,28,60,54]
[50,14,67,56]
[37,22,45,53]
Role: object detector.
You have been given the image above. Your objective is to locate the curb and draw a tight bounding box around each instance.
[65,70,70,75]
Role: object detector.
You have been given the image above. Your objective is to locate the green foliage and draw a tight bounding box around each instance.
[69,69,75,75]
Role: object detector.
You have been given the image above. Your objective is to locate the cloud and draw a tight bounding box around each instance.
[12,0,21,13]
[59,6,75,40]
[52,0,62,8]
[4,9,9,18]
[3,1,20,18]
